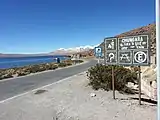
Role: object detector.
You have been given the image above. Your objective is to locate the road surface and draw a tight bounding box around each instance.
[0,59,97,101]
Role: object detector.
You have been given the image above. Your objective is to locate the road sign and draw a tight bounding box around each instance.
[133,50,149,65]
[118,35,149,50]
[104,37,118,65]
[94,47,102,57]
[118,51,132,64]
[105,38,117,50]
[104,34,150,66]
[106,52,117,64]
[104,34,150,105]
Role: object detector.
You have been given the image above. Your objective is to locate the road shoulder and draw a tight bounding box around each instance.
[0,71,156,120]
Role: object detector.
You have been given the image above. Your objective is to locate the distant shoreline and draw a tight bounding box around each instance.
[0,59,84,81]
[0,55,71,69]
[0,54,71,58]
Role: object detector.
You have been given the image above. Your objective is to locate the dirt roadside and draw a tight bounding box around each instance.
[0,71,156,120]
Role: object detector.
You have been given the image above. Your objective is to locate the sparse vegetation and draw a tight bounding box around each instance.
[58,63,68,67]
[0,60,84,80]
[87,64,138,94]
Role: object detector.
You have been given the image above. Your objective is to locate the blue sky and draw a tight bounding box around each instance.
[0,0,155,54]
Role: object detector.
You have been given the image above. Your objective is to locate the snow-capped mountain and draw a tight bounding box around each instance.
[50,45,99,55]
[58,45,98,52]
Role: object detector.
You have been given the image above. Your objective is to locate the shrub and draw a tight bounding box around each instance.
[17,71,29,76]
[0,70,13,80]
[73,60,83,63]
[58,63,67,67]
[87,64,138,94]
[29,65,42,73]
[48,64,58,70]
[66,63,72,66]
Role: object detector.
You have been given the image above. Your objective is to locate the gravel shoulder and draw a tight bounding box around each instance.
[0,71,156,120]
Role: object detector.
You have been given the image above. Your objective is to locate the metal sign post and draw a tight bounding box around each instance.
[138,66,142,105]
[98,56,100,64]
[104,35,150,104]
[112,66,115,99]
[118,35,150,105]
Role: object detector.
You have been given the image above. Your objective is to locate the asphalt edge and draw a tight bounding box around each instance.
[0,59,90,82]
[0,71,87,104]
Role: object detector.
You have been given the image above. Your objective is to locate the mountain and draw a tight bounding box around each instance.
[0,45,98,57]
[49,45,99,55]
[99,23,156,55]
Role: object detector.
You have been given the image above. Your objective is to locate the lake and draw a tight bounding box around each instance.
[0,55,69,69]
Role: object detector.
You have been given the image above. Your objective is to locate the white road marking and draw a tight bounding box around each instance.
[0,71,86,104]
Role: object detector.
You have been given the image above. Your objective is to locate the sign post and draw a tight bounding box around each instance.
[104,35,150,104]
[118,35,150,105]
[112,65,115,99]
[94,47,102,64]
[138,66,142,105]
[104,37,118,99]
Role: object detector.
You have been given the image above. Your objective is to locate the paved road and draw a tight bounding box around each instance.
[0,59,97,101]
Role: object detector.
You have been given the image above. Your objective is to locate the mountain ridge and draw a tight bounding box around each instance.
[0,45,98,57]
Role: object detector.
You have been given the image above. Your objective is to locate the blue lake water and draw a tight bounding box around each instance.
[0,55,69,69]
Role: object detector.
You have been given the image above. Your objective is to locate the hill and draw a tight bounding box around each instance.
[99,23,156,55]
[49,45,98,56]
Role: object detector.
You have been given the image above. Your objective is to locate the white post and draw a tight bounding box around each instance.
[98,56,100,64]
[156,0,160,119]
